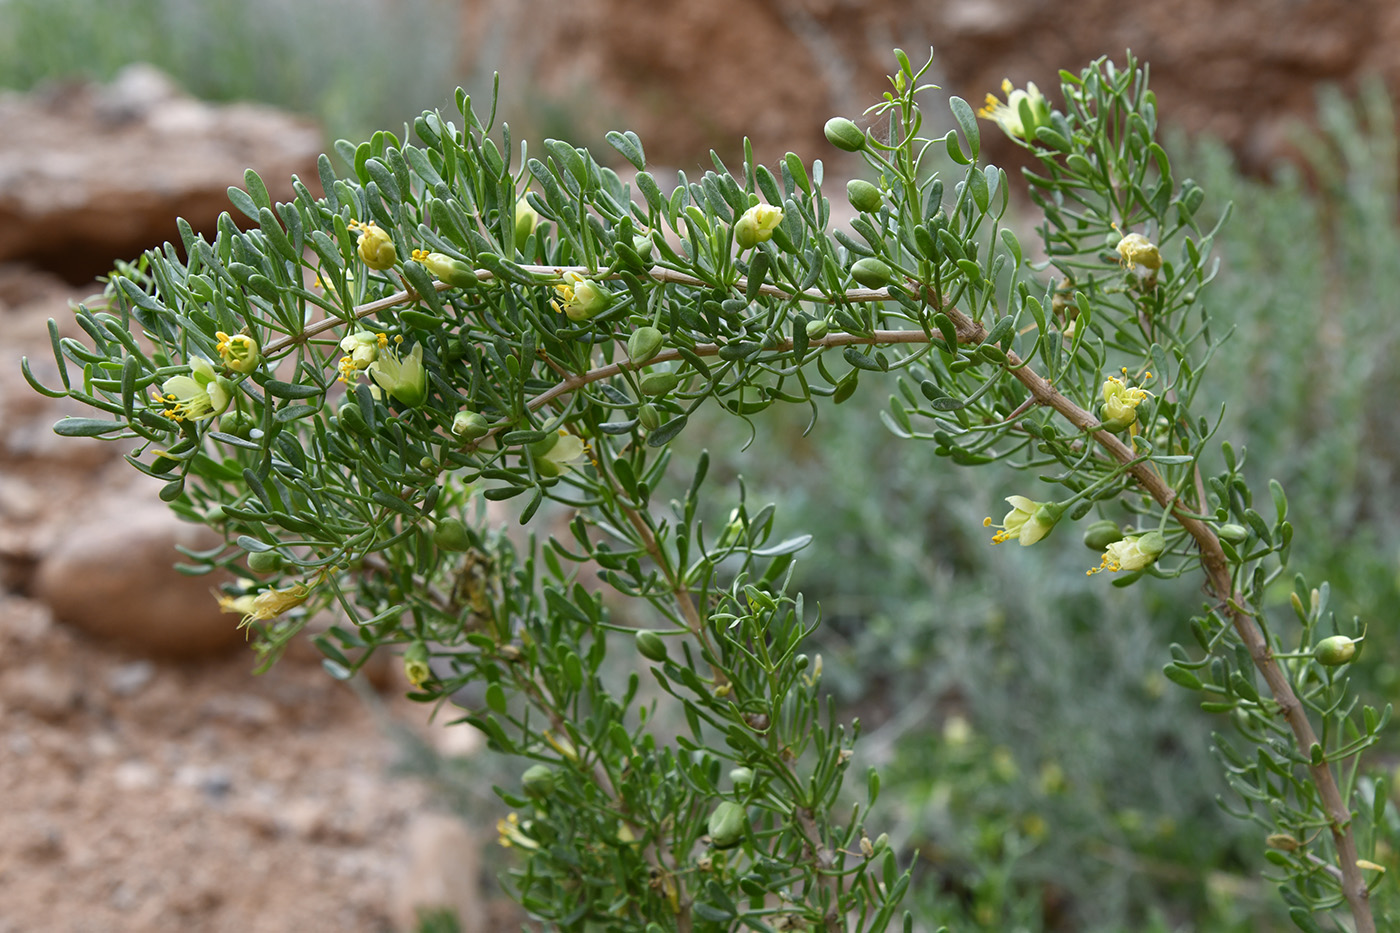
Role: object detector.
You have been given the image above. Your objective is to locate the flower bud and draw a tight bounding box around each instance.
[218,409,258,440]
[403,642,431,688]
[452,410,491,440]
[729,767,754,792]
[805,318,829,340]
[355,221,397,270]
[421,251,480,289]
[851,257,893,289]
[635,629,668,662]
[637,403,662,432]
[521,764,557,798]
[1217,523,1249,545]
[707,801,748,850]
[627,326,664,366]
[734,204,783,250]
[846,179,883,213]
[433,518,473,552]
[514,199,539,252]
[337,400,369,435]
[824,116,866,152]
[1314,635,1360,666]
[631,235,654,263]
[1266,833,1300,852]
[247,550,282,574]
[1082,519,1123,551]
[640,372,682,396]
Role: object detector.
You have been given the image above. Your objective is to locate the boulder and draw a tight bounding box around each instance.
[0,63,322,282]
[32,481,242,658]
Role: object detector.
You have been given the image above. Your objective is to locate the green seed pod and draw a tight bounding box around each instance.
[851,257,893,289]
[1217,523,1248,544]
[805,318,829,340]
[707,801,749,849]
[846,179,883,213]
[637,403,662,432]
[639,372,682,396]
[521,764,557,798]
[218,409,258,440]
[1314,635,1359,666]
[247,549,282,574]
[824,116,866,152]
[627,326,665,366]
[433,518,473,551]
[452,410,491,440]
[1082,519,1123,551]
[635,629,668,662]
[729,767,754,792]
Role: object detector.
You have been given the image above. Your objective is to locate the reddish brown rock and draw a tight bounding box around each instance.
[0,63,322,282]
[475,0,1400,174]
[31,484,241,658]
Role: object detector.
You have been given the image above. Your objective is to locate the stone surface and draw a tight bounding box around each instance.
[31,481,242,658]
[0,63,322,282]
[390,812,487,933]
[479,0,1400,173]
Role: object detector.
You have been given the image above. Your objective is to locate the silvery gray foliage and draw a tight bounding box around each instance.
[25,50,1391,931]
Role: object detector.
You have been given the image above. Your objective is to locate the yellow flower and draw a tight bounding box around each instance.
[496,812,539,850]
[978,79,1050,141]
[351,220,397,270]
[218,581,313,627]
[734,203,783,250]
[368,341,427,407]
[215,331,260,374]
[1116,232,1162,271]
[551,271,612,321]
[983,496,1063,546]
[1101,374,1151,428]
[403,642,431,687]
[530,429,587,477]
[152,357,232,422]
[1088,531,1165,575]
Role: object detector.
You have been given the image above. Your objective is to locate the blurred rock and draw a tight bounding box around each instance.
[390,812,485,933]
[0,63,322,282]
[1,660,81,721]
[492,0,1400,173]
[32,486,241,658]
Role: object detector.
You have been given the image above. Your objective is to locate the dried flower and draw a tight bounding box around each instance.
[1116,232,1162,271]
